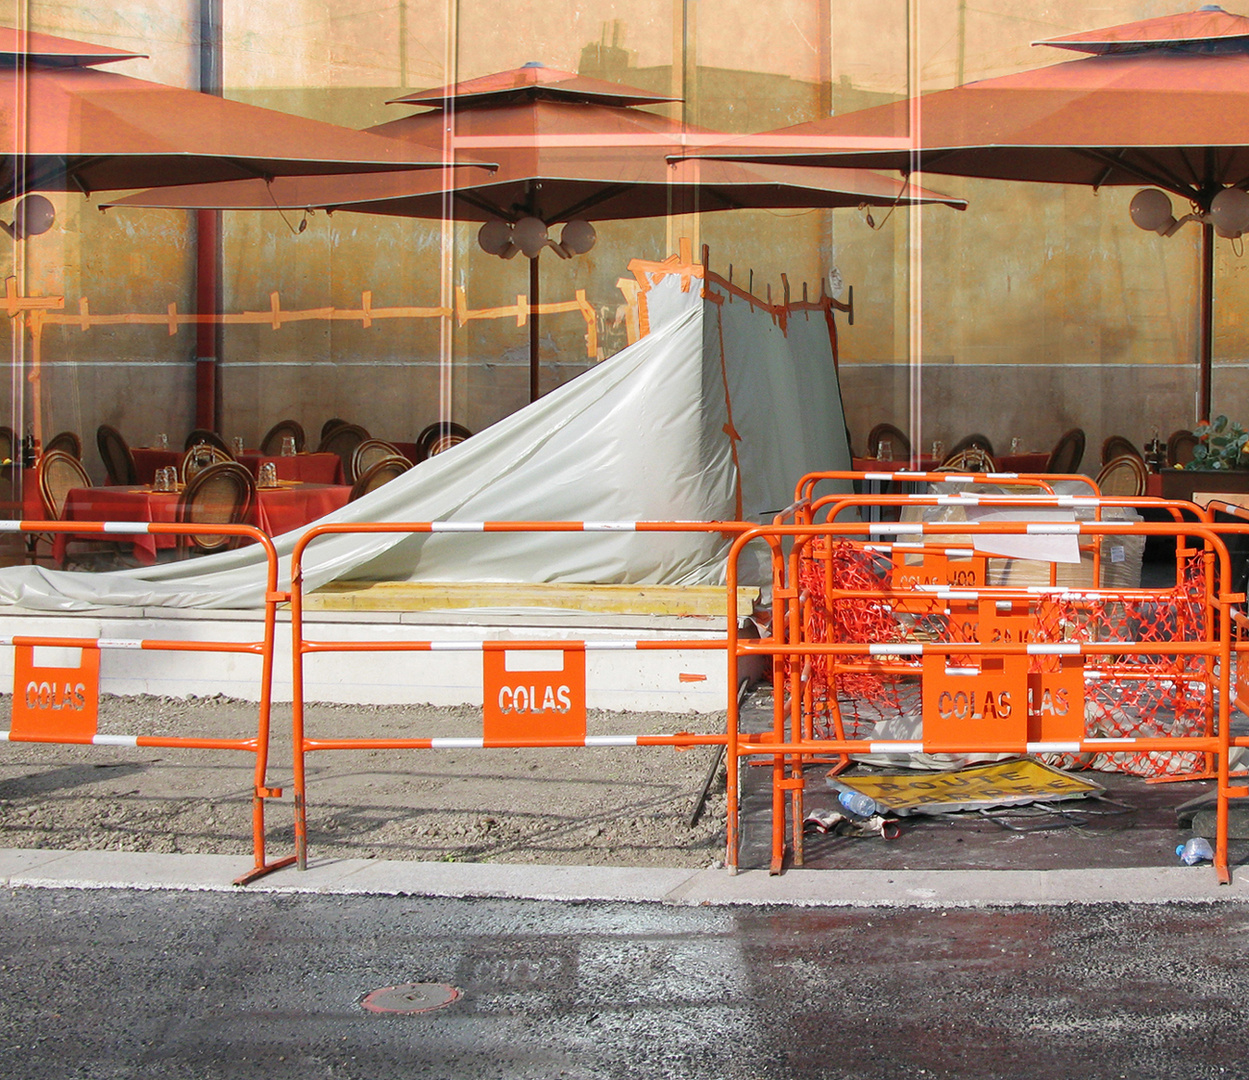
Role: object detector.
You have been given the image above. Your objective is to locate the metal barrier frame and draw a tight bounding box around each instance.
[0,519,291,885]
[725,514,1245,884]
[287,519,753,869]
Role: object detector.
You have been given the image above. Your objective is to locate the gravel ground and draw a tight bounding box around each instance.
[0,694,729,867]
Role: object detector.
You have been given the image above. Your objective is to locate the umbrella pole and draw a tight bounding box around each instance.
[1199,220,1213,424]
[529,255,540,403]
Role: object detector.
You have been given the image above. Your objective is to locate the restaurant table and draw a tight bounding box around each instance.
[134,448,344,485]
[995,451,1051,473]
[130,447,181,485]
[236,451,344,484]
[55,481,351,565]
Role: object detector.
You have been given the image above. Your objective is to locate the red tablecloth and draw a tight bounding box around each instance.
[55,483,351,565]
[851,457,939,472]
[996,452,1051,473]
[237,452,344,484]
[130,448,181,485]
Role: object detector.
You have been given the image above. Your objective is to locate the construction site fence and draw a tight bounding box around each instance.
[725,507,1249,884]
[0,519,290,885]
[287,519,752,869]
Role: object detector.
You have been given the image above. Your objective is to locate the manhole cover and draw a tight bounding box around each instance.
[361,982,460,1015]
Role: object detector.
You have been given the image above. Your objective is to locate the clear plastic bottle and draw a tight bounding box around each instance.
[1176,837,1215,865]
[837,789,878,818]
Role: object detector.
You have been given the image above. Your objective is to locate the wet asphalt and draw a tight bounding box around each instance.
[1,886,1247,1080]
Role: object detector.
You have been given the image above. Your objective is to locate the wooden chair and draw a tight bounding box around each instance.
[1095,453,1148,497]
[865,422,910,461]
[175,461,256,557]
[45,430,83,460]
[36,450,112,566]
[349,455,412,500]
[1167,429,1199,467]
[96,424,138,486]
[181,444,232,484]
[1045,428,1085,474]
[184,428,231,454]
[1101,434,1142,465]
[317,423,371,480]
[948,433,996,459]
[938,445,997,473]
[259,419,306,456]
[351,439,405,481]
[415,421,473,462]
[320,418,349,443]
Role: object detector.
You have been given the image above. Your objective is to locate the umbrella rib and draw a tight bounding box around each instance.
[548,184,634,224]
[1073,147,1200,203]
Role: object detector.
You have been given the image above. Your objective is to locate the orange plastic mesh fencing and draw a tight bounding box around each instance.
[794,538,1210,776]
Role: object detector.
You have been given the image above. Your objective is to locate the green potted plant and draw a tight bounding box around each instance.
[1189,415,1249,470]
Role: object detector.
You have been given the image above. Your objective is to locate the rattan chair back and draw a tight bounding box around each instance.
[45,430,83,459]
[1167,429,1199,467]
[865,422,910,461]
[316,423,371,479]
[38,449,91,519]
[96,424,137,486]
[349,455,412,500]
[1095,454,1148,497]
[259,419,307,456]
[176,461,256,554]
[181,444,232,484]
[352,439,405,481]
[939,446,998,473]
[184,428,230,454]
[1045,428,1086,474]
[1101,434,1142,465]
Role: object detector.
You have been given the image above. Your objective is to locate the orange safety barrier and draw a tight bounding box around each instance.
[287,519,752,869]
[0,518,291,885]
[724,510,1248,884]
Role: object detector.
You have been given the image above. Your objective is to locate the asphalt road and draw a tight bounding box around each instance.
[1,888,1246,1079]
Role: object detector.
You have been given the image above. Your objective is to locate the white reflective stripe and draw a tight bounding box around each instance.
[986,472,1021,479]
[870,523,924,535]
[891,543,927,551]
[104,521,151,534]
[585,735,639,747]
[430,522,485,532]
[97,639,143,649]
[1058,496,1100,508]
[431,737,485,749]
[586,641,638,651]
[0,637,12,647]
[0,521,20,532]
[936,590,979,601]
[943,474,975,483]
[864,544,893,553]
[93,734,139,747]
[869,643,923,655]
[945,666,980,676]
[0,731,9,741]
[1028,643,1082,655]
[862,472,894,481]
[430,641,484,651]
[1027,523,1082,534]
[1084,737,1138,746]
[1027,741,1083,753]
[938,494,980,505]
[869,741,924,753]
[1085,671,1106,681]
[583,522,637,532]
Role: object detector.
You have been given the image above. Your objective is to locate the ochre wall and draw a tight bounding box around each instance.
[1,0,1243,478]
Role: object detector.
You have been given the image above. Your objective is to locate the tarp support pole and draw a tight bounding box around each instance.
[196,0,223,433]
[1199,219,1213,424]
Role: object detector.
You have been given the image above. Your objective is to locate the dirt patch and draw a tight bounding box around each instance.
[0,695,728,867]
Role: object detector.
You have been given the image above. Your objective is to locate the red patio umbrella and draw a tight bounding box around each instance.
[686,5,1249,420]
[0,25,483,206]
[109,62,964,402]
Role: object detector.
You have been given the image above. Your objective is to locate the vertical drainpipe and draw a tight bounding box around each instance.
[196,0,223,432]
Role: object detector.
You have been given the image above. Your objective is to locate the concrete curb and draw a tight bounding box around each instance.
[1,847,1246,907]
